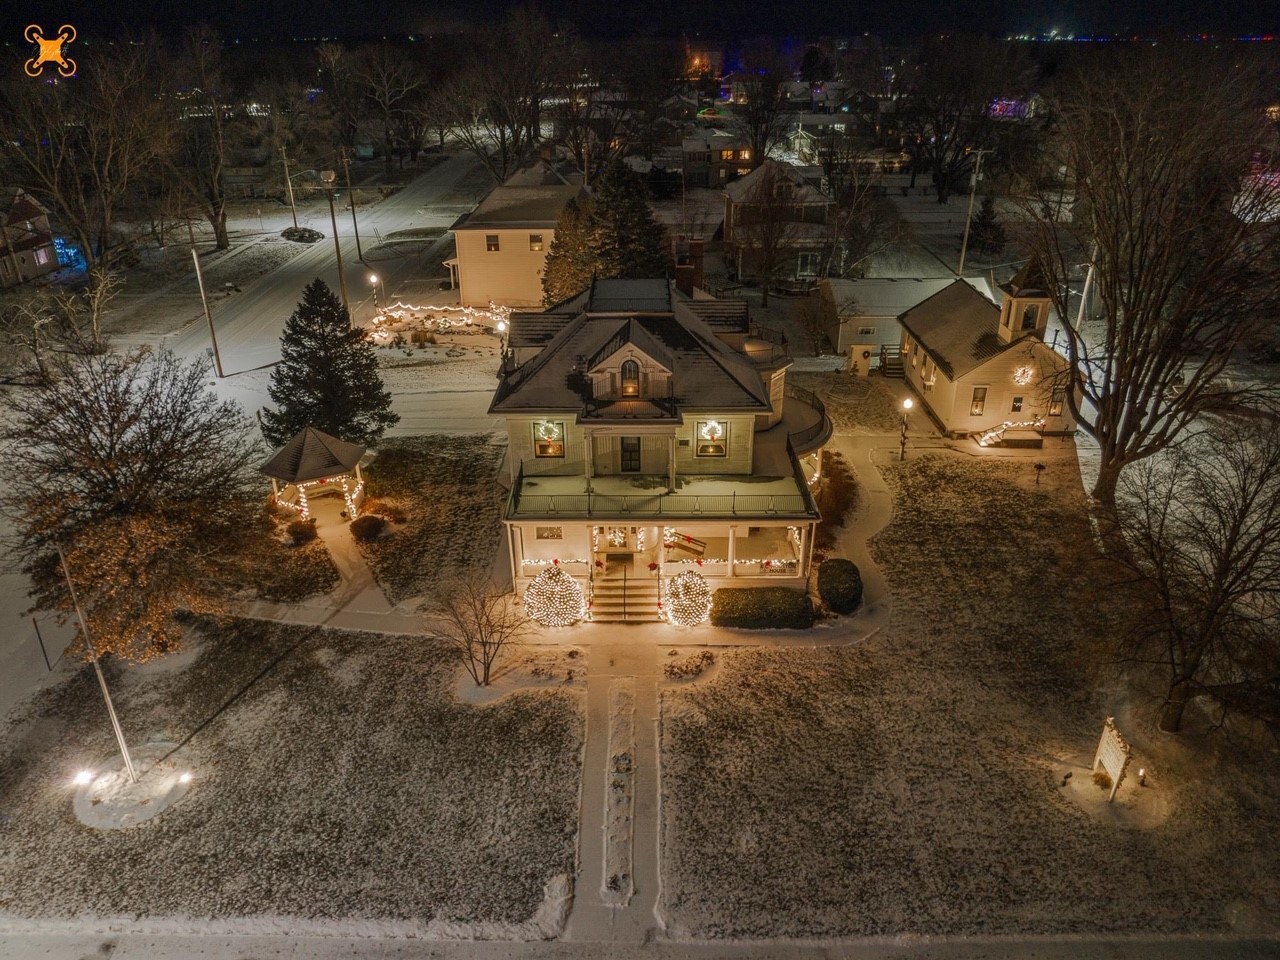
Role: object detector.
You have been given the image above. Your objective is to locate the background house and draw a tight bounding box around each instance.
[448,165,585,308]
[0,189,59,289]
[682,131,753,188]
[896,266,1075,444]
[723,160,835,291]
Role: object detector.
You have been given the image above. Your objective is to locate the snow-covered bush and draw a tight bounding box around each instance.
[818,558,863,614]
[709,587,814,629]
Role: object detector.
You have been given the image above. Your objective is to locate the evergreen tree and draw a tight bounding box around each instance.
[260,278,398,447]
[969,193,1006,255]
[542,158,670,304]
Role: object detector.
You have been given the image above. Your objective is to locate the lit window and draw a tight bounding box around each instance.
[1011,396,1024,413]
[695,420,728,457]
[1021,304,1039,330]
[797,252,819,277]
[533,420,565,458]
[741,149,751,160]
[970,387,987,416]
[857,326,876,336]
[1049,390,1065,417]
[486,234,500,252]
[529,233,543,252]
[535,527,563,540]
[620,359,640,396]
[35,248,51,265]
[720,149,734,161]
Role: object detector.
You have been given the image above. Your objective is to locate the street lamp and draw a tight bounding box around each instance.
[280,147,299,230]
[368,272,384,313]
[320,170,350,316]
[957,148,991,277]
[899,397,914,461]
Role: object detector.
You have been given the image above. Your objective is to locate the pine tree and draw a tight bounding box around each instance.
[260,278,399,447]
[969,193,1006,255]
[542,159,670,305]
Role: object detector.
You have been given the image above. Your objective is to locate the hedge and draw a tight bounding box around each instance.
[818,558,863,614]
[710,587,815,629]
[349,514,387,542]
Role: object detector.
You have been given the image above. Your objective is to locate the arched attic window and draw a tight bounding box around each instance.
[620,359,640,396]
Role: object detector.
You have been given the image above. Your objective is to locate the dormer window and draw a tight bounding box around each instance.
[620,359,640,397]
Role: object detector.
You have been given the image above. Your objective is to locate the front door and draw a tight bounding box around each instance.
[620,437,641,473]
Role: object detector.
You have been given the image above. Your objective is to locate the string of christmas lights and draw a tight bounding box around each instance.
[664,571,712,626]
[523,564,585,627]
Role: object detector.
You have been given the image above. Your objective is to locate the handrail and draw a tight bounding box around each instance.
[785,383,832,450]
[510,490,814,518]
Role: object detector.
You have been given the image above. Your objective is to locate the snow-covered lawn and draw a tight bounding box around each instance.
[358,434,507,605]
[792,371,916,435]
[0,618,583,930]
[660,453,1280,938]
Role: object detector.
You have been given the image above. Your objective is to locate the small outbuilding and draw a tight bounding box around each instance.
[259,426,368,520]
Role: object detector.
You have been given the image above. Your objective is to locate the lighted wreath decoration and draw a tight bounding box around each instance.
[1013,365,1035,386]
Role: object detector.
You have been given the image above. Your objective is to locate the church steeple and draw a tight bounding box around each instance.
[997,259,1052,343]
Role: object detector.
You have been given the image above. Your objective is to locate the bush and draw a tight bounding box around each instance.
[349,514,387,542]
[360,498,407,523]
[1092,769,1113,791]
[818,559,863,614]
[710,588,815,629]
[286,518,317,545]
[281,226,323,243]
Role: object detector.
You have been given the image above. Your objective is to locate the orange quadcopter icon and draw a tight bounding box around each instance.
[24,23,77,78]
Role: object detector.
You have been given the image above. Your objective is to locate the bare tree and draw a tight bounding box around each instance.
[171,26,237,250]
[730,164,816,306]
[1116,417,1280,732]
[353,44,425,177]
[0,37,174,268]
[429,579,529,686]
[1022,50,1280,508]
[733,45,790,165]
[620,38,685,160]
[819,135,908,278]
[315,42,362,150]
[0,350,269,662]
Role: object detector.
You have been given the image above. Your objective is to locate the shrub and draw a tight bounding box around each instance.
[361,498,407,523]
[710,588,815,629]
[350,514,387,542]
[664,650,715,680]
[286,518,317,545]
[818,558,863,614]
[1092,769,1113,791]
[281,226,323,243]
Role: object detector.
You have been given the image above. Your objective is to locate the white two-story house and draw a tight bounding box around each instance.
[490,278,831,622]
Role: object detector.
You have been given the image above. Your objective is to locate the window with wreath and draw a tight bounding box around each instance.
[695,419,728,457]
[533,420,565,457]
[1011,396,1024,413]
[535,527,563,540]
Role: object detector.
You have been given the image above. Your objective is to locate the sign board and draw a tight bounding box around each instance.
[1093,716,1131,802]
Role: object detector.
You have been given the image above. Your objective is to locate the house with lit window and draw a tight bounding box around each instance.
[448,165,586,308]
[0,189,59,289]
[897,263,1076,445]
[491,278,831,621]
[682,132,753,188]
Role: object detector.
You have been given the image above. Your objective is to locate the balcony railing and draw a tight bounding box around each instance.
[512,488,812,518]
[785,384,832,451]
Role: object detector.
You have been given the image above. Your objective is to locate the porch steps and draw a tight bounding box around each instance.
[590,576,663,623]
[880,357,905,379]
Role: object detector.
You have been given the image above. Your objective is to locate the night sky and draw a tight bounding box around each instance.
[4,0,1276,42]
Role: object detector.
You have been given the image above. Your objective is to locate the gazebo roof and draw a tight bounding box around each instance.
[259,426,367,484]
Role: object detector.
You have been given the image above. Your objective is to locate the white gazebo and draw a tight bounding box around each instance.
[260,426,368,520]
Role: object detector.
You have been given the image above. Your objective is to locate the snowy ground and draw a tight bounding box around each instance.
[0,618,583,933]
[659,452,1280,939]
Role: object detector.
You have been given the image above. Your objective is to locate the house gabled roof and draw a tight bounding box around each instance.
[898,280,1031,381]
[723,159,830,204]
[490,281,772,416]
[822,277,996,320]
[453,184,584,230]
[588,317,675,373]
[259,426,367,484]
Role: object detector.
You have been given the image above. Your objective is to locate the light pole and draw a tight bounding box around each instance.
[368,272,384,313]
[280,147,299,230]
[191,249,225,377]
[320,170,350,316]
[899,397,914,461]
[341,151,364,262]
[957,148,990,277]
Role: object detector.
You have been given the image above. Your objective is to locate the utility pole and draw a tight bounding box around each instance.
[321,170,350,316]
[281,147,299,230]
[58,544,137,785]
[340,151,364,262]
[957,149,990,277]
[191,249,224,377]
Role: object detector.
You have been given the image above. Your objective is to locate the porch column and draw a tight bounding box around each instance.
[667,436,676,493]
[270,477,279,499]
[805,522,816,577]
[584,430,594,493]
[509,525,520,593]
[727,524,737,576]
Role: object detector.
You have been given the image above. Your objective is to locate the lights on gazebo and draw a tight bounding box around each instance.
[524,565,585,627]
[1013,365,1035,386]
[664,571,712,626]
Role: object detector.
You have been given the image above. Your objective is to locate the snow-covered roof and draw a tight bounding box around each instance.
[455,184,584,230]
[723,160,831,204]
[259,426,366,483]
[490,281,772,416]
[822,277,997,319]
[898,280,1028,381]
